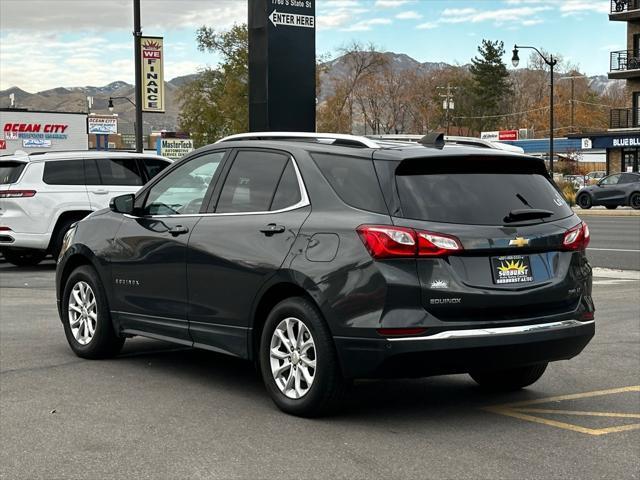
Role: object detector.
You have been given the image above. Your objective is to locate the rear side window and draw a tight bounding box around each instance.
[216,151,289,213]
[142,158,170,180]
[43,160,85,185]
[97,158,143,186]
[0,161,26,184]
[271,160,302,211]
[310,153,387,214]
[393,156,573,225]
[620,173,640,184]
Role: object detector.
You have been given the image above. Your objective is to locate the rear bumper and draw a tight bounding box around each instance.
[0,231,50,250]
[334,319,595,379]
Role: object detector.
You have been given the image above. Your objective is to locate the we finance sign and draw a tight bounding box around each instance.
[141,37,165,112]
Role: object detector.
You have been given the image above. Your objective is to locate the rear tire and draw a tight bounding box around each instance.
[577,193,592,209]
[2,249,46,267]
[62,265,124,359]
[630,192,640,210]
[470,363,548,391]
[259,297,346,417]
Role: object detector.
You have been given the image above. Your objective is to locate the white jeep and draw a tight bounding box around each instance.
[0,150,171,266]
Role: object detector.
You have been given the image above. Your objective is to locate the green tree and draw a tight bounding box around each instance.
[178,24,248,146]
[468,39,513,131]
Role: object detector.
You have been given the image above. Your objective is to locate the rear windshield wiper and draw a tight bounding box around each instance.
[503,208,554,223]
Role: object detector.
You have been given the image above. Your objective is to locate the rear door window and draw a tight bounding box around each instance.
[96,158,143,186]
[141,158,171,181]
[216,151,288,213]
[0,161,26,184]
[391,156,572,225]
[43,160,85,185]
[620,173,640,184]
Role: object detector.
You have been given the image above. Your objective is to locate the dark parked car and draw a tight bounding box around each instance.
[576,172,640,210]
[56,133,595,417]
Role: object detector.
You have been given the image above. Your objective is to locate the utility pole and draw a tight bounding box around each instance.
[437,83,457,135]
[133,0,143,153]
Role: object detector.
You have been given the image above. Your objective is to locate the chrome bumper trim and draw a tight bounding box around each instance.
[387,320,595,342]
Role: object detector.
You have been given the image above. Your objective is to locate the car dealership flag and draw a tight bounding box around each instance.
[141,37,165,113]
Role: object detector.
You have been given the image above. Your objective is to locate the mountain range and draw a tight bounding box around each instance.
[0,52,624,132]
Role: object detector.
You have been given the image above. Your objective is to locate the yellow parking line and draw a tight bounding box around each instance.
[494,385,640,409]
[483,385,640,436]
[512,408,640,419]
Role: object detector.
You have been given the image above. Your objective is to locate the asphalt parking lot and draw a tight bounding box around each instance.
[0,261,638,479]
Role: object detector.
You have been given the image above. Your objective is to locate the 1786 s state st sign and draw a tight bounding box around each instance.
[249,0,316,132]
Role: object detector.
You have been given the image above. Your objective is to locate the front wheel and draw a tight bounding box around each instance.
[2,249,46,267]
[577,193,592,209]
[630,192,640,210]
[470,363,548,391]
[62,265,124,359]
[259,297,346,417]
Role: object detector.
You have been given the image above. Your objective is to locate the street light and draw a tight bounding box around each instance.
[512,45,558,174]
[108,96,136,112]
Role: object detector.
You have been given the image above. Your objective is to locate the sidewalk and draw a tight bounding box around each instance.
[572,207,640,217]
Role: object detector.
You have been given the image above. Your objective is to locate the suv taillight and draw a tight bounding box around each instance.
[0,190,36,198]
[357,225,462,259]
[563,221,590,251]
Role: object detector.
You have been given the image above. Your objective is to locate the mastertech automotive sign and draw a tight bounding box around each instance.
[141,37,165,112]
[0,110,88,154]
[480,130,519,141]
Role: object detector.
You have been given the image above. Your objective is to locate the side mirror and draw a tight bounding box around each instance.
[110,193,136,215]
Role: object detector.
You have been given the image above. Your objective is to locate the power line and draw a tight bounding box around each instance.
[451,99,615,121]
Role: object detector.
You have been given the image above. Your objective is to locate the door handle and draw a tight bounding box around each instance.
[92,189,109,195]
[168,225,189,236]
[260,224,286,236]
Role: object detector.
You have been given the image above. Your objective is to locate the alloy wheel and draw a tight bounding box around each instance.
[68,281,97,345]
[269,317,317,399]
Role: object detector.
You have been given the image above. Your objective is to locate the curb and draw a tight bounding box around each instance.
[592,268,640,280]
[572,208,640,217]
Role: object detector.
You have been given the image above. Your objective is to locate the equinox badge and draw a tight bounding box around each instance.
[509,237,529,247]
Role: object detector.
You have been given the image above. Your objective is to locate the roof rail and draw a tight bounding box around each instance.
[216,132,380,149]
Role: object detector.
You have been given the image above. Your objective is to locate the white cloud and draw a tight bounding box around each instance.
[0,0,246,32]
[395,11,422,20]
[559,0,609,16]
[416,21,438,30]
[374,0,411,8]
[439,6,550,26]
[343,17,392,32]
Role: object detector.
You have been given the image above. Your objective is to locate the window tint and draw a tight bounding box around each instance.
[43,160,85,185]
[216,151,288,213]
[271,160,302,211]
[0,161,26,184]
[97,158,143,186]
[600,174,621,185]
[84,159,101,185]
[311,153,387,214]
[620,173,640,184]
[143,152,224,215]
[142,158,170,180]
[393,156,572,225]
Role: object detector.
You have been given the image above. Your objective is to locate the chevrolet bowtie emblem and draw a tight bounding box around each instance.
[509,237,530,247]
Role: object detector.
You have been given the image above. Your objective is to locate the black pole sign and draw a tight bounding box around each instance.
[249,0,316,132]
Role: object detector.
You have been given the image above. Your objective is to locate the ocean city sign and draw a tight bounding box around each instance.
[141,37,165,112]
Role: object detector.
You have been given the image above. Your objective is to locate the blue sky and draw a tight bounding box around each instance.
[0,0,620,92]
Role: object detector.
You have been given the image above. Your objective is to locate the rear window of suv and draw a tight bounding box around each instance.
[391,156,572,225]
[0,161,26,184]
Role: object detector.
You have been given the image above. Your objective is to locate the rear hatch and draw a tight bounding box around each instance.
[374,153,590,322]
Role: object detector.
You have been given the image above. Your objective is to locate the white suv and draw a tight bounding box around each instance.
[0,150,171,266]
